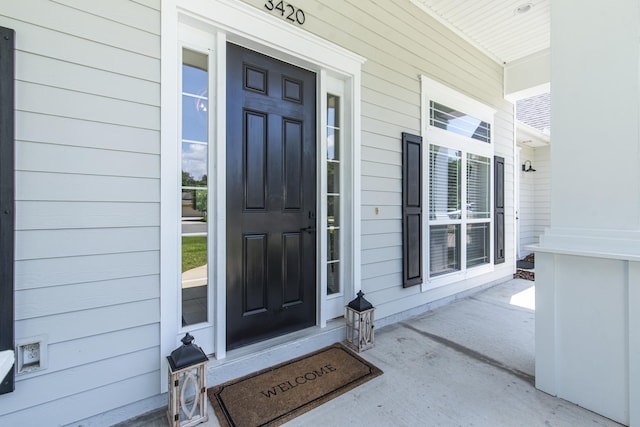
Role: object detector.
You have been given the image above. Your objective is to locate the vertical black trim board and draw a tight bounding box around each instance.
[0,26,15,395]
[494,156,505,265]
[402,132,423,287]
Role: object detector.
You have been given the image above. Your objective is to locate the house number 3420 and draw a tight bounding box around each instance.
[264,0,306,25]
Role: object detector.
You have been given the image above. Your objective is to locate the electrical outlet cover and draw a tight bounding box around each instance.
[16,335,47,375]
[22,343,40,366]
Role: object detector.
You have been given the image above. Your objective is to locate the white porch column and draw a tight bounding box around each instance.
[535,1,640,425]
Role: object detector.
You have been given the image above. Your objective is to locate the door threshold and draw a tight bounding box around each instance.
[206,318,345,386]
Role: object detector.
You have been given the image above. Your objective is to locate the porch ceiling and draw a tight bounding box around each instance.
[410,0,550,65]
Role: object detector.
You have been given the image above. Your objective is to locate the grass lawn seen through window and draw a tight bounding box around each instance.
[182,235,207,273]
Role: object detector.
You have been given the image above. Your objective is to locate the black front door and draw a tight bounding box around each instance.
[226,43,317,350]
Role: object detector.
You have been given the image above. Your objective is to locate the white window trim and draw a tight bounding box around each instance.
[420,75,496,291]
[173,26,218,364]
[323,77,349,322]
[161,0,365,392]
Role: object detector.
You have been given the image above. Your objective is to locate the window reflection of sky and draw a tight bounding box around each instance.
[448,116,481,137]
[182,95,208,141]
[182,142,207,182]
[182,63,208,182]
[182,64,207,95]
[328,106,337,127]
[431,102,490,143]
[182,64,208,141]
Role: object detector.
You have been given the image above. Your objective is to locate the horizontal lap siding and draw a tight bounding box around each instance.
[15,251,160,290]
[242,0,515,317]
[0,372,161,427]
[0,0,161,424]
[0,352,160,426]
[518,144,551,256]
[533,147,551,243]
[519,145,536,255]
[15,276,159,319]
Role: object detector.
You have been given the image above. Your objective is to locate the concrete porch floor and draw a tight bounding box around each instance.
[122,279,621,427]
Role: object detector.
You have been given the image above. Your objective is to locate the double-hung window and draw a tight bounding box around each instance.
[422,76,495,282]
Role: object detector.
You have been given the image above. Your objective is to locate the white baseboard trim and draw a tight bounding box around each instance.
[532,227,640,261]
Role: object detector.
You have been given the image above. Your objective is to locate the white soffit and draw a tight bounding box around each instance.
[410,0,550,65]
[517,122,550,147]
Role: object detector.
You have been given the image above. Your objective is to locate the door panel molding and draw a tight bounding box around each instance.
[226,43,316,350]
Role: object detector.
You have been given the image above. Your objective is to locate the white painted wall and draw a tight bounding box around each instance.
[0,1,162,425]
[532,146,551,245]
[536,0,640,425]
[504,49,550,102]
[518,144,550,258]
[518,145,535,256]
[550,4,640,232]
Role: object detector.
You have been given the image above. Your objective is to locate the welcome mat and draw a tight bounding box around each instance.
[207,343,382,427]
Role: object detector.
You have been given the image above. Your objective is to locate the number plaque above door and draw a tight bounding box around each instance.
[264,1,306,25]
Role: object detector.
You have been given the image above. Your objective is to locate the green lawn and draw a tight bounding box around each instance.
[182,235,207,273]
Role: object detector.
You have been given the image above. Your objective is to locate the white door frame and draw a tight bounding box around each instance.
[160,0,365,392]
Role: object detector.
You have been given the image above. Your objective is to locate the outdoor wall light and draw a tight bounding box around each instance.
[522,160,536,172]
[167,333,209,427]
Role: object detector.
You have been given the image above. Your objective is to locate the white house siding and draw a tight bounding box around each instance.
[533,146,551,246]
[240,0,515,319]
[0,0,161,425]
[0,0,517,424]
[518,144,550,257]
[518,145,536,255]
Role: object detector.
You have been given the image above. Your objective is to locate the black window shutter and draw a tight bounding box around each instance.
[494,155,505,264]
[402,133,422,287]
[0,26,15,395]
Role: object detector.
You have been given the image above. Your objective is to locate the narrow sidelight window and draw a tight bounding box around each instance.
[326,94,341,295]
[181,49,209,326]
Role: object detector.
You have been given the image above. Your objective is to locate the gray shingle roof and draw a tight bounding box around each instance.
[516,93,550,135]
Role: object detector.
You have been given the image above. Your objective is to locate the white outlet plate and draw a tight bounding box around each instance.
[21,343,40,366]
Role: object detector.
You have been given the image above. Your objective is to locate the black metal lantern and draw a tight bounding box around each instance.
[345,290,375,352]
[167,333,209,427]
